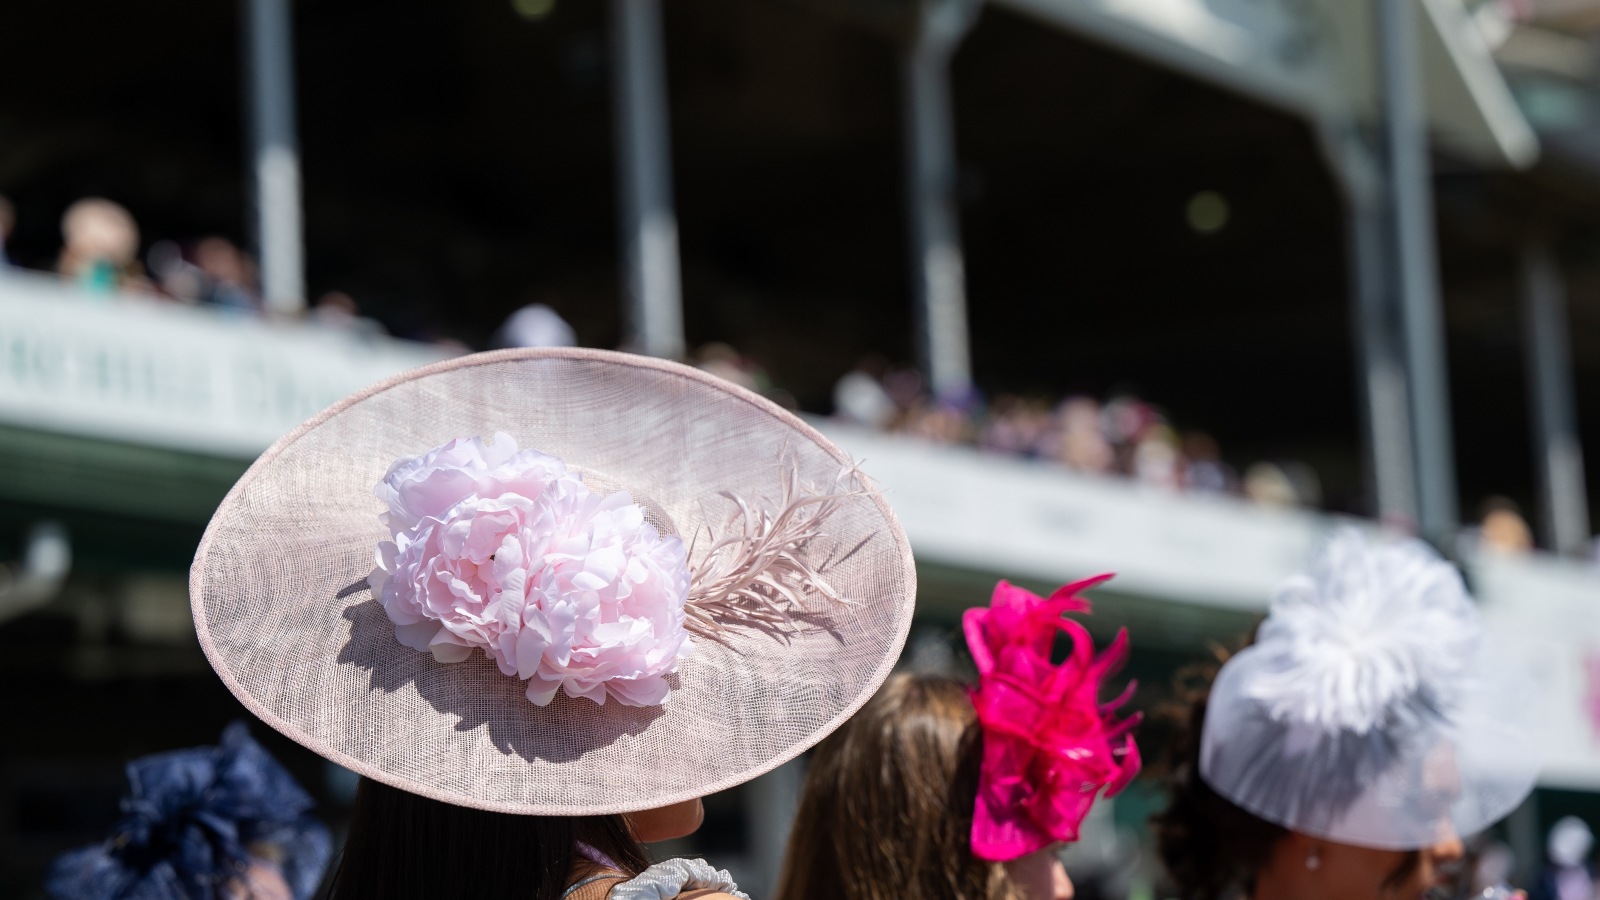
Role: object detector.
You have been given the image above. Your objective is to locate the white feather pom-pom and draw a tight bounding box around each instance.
[1244,529,1481,735]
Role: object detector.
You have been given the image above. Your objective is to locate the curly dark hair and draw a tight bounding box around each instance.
[1151,645,1426,899]
[1151,655,1289,900]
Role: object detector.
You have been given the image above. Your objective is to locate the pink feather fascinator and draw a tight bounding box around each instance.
[963,577,1142,861]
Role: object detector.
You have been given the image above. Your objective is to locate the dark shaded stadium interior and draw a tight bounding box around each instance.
[10,0,1600,521]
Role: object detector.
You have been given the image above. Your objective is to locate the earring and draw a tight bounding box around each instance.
[1305,848,1321,871]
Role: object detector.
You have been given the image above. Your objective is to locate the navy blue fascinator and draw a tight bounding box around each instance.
[45,722,332,900]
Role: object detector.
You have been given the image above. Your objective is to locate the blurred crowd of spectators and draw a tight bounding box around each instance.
[828,354,1327,508]
[0,194,1560,541]
[828,352,1563,549]
[0,194,389,338]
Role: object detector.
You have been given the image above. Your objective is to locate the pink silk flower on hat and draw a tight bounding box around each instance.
[963,577,1143,861]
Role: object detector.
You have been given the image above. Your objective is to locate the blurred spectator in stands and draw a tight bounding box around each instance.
[1532,817,1596,900]
[901,397,972,444]
[147,239,205,304]
[922,378,985,446]
[311,290,388,337]
[1054,397,1115,474]
[1102,394,1158,446]
[1242,461,1298,507]
[1242,460,1322,507]
[0,194,14,268]
[935,380,984,419]
[980,394,1049,457]
[56,198,152,295]
[1241,461,1318,506]
[1133,423,1183,490]
[1478,496,1535,556]
[193,236,260,313]
[1101,393,1163,475]
[492,301,576,349]
[1181,432,1232,494]
[833,355,897,429]
[882,365,927,418]
[1282,461,1323,507]
[694,342,768,393]
[818,356,1337,511]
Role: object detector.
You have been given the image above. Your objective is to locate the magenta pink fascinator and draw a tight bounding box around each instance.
[963,577,1142,861]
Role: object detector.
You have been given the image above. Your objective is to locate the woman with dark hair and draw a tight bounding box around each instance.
[778,673,1029,900]
[776,577,1142,900]
[187,349,919,899]
[1153,530,1542,900]
[327,779,699,899]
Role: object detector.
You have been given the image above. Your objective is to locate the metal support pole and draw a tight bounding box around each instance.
[610,0,685,361]
[1376,0,1458,546]
[1350,192,1421,526]
[1522,239,1591,557]
[901,0,978,397]
[243,0,306,316]
[1318,119,1420,526]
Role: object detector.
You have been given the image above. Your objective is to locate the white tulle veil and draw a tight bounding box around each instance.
[1199,529,1542,849]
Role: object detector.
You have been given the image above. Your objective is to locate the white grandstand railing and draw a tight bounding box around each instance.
[816,420,1331,611]
[0,270,454,457]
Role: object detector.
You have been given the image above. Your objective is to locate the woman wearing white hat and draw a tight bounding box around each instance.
[1154,530,1542,900]
[190,348,917,899]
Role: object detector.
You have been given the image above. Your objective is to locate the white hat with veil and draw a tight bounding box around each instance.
[1200,529,1542,849]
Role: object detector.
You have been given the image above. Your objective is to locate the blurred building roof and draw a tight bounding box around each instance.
[994,0,1538,167]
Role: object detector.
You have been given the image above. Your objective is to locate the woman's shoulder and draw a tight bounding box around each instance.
[563,871,630,900]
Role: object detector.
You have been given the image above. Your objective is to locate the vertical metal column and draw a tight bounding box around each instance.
[1318,119,1421,527]
[1522,239,1591,557]
[1376,0,1458,546]
[611,0,686,361]
[243,0,306,316]
[1349,189,1421,526]
[901,0,978,397]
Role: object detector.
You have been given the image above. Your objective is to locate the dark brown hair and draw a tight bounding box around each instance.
[326,777,649,900]
[1151,659,1289,900]
[773,672,1022,900]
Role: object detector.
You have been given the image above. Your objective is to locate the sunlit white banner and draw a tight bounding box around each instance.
[0,272,453,458]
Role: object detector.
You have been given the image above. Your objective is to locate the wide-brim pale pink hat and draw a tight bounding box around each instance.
[191,348,916,815]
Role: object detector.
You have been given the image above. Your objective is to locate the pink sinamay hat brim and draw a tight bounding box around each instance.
[191,348,917,815]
